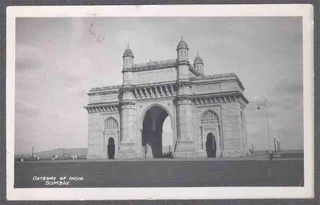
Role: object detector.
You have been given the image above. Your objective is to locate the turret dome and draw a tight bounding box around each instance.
[123,45,134,57]
[177,36,189,50]
[194,53,204,64]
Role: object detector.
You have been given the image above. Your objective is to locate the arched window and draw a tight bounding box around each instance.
[201,110,218,124]
[105,118,118,130]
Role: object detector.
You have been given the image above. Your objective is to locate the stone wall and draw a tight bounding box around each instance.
[221,102,248,157]
[87,112,103,159]
[133,67,176,85]
[191,81,243,95]
[89,93,119,104]
[87,112,120,159]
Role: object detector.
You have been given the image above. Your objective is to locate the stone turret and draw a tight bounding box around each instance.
[194,52,204,75]
[176,36,190,81]
[123,44,134,70]
[122,44,134,85]
[177,36,189,63]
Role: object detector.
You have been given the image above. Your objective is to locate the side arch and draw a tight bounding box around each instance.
[103,116,120,159]
[199,108,222,157]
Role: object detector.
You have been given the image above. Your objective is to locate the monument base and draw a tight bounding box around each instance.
[173,140,197,158]
[115,142,139,159]
[222,150,250,157]
[197,150,223,158]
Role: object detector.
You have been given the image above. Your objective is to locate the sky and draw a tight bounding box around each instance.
[15,17,303,154]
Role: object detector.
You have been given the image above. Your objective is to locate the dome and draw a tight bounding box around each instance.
[177,36,189,49]
[194,53,204,64]
[123,45,134,57]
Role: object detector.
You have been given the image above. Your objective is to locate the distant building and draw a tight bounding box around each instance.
[85,37,249,159]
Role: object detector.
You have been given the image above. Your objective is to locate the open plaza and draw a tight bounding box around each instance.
[15,155,303,188]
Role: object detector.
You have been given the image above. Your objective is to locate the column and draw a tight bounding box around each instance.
[117,87,138,159]
[174,82,196,158]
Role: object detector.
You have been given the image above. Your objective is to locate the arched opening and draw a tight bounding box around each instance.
[105,117,118,160]
[206,133,216,158]
[142,106,172,158]
[107,137,115,159]
[162,117,173,158]
[201,110,219,158]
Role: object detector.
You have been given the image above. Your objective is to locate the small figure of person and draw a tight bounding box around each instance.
[269,152,274,162]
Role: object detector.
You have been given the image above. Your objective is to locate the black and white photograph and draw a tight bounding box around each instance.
[6,5,314,200]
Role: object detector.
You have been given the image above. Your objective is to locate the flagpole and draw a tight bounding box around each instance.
[258,99,271,154]
[265,99,271,154]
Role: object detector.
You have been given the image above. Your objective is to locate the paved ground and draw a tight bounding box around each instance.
[14,157,304,188]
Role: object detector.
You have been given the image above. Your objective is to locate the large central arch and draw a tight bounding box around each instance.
[141,105,172,158]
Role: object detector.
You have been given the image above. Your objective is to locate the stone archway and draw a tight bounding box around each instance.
[200,109,221,158]
[104,117,119,159]
[141,106,172,158]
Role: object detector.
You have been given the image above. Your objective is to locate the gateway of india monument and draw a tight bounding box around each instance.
[85,37,249,159]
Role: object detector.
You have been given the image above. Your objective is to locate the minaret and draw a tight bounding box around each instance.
[193,52,204,75]
[122,44,134,85]
[118,44,137,159]
[174,36,195,158]
[176,36,190,80]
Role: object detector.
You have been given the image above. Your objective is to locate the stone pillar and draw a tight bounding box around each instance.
[174,82,196,158]
[117,86,138,159]
[120,101,135,142]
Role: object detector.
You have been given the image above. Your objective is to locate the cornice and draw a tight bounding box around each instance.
[84,103,120,114]
[192,92,249,106]
[191,73,245,91]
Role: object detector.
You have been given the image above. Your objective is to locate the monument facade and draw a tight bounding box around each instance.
[85,38,249,159]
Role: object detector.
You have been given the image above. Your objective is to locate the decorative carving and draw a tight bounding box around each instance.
[192,94,244,105]
[175,96,192,105]
[85,104,120,113]
[200,127,203,150]
[90,85,122,92]
[177,82,192,88]
[136,69,176,84]
[191,73,237,80]
[120,101,135,106]
[133,59,177,71]
[100,94,119,102]
[159,86,164,97]
[120,86,132,93]
[190,73,244,90]
[194,83,221,94]
[130,83,178,100]
[149,87,154,98]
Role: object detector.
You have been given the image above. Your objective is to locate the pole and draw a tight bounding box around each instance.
[265,100,271,154]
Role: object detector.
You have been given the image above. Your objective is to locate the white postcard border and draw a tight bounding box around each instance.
[6,4,314,200]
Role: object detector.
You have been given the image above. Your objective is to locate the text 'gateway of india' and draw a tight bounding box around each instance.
[85,37,249,159]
